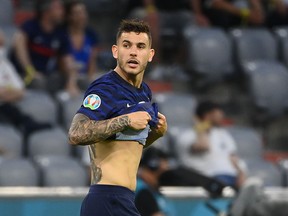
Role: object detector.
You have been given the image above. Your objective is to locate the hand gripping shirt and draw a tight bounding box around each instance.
[77,71,158,145]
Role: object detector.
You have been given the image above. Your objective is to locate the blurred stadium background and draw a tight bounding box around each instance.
[1,0,288,215]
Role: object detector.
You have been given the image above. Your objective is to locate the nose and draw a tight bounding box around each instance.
[130,46,137,57]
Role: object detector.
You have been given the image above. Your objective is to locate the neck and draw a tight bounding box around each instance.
[69,25,84,34]
[40,16,55,32]
[114,66,144,88]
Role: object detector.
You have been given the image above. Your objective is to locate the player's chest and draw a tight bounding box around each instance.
[110,90,151,115]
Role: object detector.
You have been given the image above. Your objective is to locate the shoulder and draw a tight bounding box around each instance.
[142,81,152,99]
[85,27,99,44]
[217,127,234,138]
[22,18,37,27]
[21,18,38,32]
[215,127,237,146]
[177,128,196,143]
[55,25,69,38]
[86,72,118,94]
[85,27,97,37]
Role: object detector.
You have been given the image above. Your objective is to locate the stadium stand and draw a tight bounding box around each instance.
[15,90,58,125]
[1,2,288,216]
[230,28,278,68]
[184,27,234,85]
[28,127,71,158]
[245,159,283,186]
[0,0,17,49]
[0,0,14,26]
[35,156,88,187]
[0,124,22,157]
[228,126,284,186]
[274,27,288,66]
[0,158,39,186]
[243,61,288,120]
[154,92,197,127]
[56,92,84,130]
[227,126,263,160]
[0,0,286,194]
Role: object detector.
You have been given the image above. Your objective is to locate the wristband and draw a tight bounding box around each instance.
[194,121,211,133]
[240,8,250,26]
[240,8,250,18]
[24,65,36,85]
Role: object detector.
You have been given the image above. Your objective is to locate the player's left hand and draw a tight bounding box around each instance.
[152,112,167,137]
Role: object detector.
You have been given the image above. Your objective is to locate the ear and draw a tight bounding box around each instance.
[112,45,118,59]
[148,49,155,62]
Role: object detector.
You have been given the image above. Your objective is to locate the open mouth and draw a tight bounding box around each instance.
[127,59,139,68]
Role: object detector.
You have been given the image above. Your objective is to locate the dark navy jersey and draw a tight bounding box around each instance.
[67,27,100,74]
[10,18,70,75]
[77,71,158,145]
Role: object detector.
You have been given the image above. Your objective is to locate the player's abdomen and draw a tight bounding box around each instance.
[90,140,143,191]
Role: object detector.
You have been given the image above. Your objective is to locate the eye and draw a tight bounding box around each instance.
[138,44,146,49]
[123,43,130,48]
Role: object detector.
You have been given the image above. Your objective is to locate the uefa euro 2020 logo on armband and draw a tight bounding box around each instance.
[83,94,101,110]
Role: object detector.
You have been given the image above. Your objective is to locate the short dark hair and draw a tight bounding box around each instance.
[116,19,152,45]
[195,101,222,119]
[65,0,83,17]
[35,0,62,19]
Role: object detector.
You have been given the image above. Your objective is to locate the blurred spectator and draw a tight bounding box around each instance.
[264,0,288,27]
[176,101,246,188]
[0,29,50,138]
[10,0,80,96]
[192,0,265,28]
[136,147,175,216]
[64,0,100,86]
[125,0,195,64]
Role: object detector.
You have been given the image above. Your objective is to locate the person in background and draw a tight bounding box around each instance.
[64,0,100,85]
[177,101,246,189]
[0,29,50,138]
[264,0,288,27]
[10,0,80,96]
[192,0,264,28]
[125,0,199,64]
[136,147,175,216]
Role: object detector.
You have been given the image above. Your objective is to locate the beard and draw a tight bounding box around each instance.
[117,57,148,76]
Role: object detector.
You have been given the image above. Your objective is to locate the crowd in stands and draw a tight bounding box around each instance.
[0,0,288,201]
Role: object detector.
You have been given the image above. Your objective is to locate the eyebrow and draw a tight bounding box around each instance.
[122,40,147,46]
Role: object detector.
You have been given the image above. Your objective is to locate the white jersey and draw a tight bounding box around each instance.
[0,58,24,90]
[177,127,238,176]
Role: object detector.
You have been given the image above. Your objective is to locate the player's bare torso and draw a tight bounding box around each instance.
[88,140,143,191]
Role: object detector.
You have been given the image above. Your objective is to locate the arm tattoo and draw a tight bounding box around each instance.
[68,113,130,145]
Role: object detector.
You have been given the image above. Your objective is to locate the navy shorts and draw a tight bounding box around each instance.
[80,184,141,216]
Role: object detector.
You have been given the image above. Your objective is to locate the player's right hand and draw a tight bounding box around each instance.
[127,111,151,130]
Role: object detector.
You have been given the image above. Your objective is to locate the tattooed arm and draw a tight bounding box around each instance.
[68,111,151,146]
[68,113,130,146]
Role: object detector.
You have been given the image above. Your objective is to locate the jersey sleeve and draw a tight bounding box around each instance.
[224,130,237,154]
[135,189,161,216]
[21,20,35,37]
[77,83,116,121]
[87,28,100,47]
[5,61,24,90]
[145,82,153,101]
[177,129,196,150]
